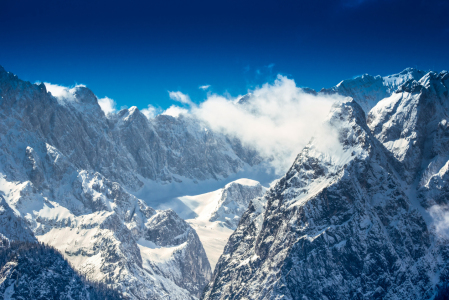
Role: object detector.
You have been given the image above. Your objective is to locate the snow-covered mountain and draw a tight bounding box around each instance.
[0,65,261,192]
[0,158,211,299]
[177,179,266,269]
[368,70,449,184]
[0,66,237,299]
[1,64,448,300]
[202,70,449,300]
[320,67,427,113]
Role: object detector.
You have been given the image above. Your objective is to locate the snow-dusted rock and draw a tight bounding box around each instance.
[209,179,266,230]
[142,209,212,298]
[202,97,449,300]
[321,67,426,113]
[368,70,449,184]
[0,65,261,191]
[179,179,267,270]
[0,66,213,299]
[0,196,36,243]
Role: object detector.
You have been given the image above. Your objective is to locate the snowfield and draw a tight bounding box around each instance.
[178,178,266,270]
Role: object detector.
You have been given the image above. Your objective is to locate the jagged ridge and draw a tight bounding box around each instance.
[202,70,449,300]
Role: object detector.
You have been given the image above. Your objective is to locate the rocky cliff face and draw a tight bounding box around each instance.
[0,65,261,191]
[179,178,267,270]
[0,196,36,243]
[0,238,122,300]
[321,68,426,113]
[142,209,212,298]
[202,71,449,300]
[209,179,266,230]
[0,66,213,299]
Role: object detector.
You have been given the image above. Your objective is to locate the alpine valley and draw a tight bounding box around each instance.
[0,65,448,300]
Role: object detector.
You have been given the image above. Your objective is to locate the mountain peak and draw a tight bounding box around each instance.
[395,79,422,93]
[399,66,423,73]
[71,85,97,104]
[204,69,449,299]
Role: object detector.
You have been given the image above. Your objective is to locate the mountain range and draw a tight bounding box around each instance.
[203,69,449,299]
[0,65,448,299]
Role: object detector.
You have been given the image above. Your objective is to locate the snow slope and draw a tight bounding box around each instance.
[178,178,266,270]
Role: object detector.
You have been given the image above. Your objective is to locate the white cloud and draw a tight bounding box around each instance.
[97,97,117,115]
[141,104,159,119]
[192,75,344,173]
[43,82,86,101]
[43,77,345,174]
[44,82,72,99]
[199,85,211,90]
[43,82,118,116]
[162,105,189,117]
[429,204,449,237]
[168,91,194,106]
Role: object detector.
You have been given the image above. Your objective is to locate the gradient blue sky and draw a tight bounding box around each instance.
[1,0,448,111]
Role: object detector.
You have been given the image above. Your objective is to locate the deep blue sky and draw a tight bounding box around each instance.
[1,0,448,110]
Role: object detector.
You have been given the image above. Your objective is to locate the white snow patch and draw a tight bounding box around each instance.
[187,219,233,270]
[176,178,262,269]
[226,178,260,187]
[429,205,449,238]
[138,240,185,264]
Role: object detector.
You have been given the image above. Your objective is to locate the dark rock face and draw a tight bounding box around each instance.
[0,66,261,190]
[0,196,36,243]
[145,210,212,297]
[0,239,121,300]
[145,209,192,247]
[202,77,449,300]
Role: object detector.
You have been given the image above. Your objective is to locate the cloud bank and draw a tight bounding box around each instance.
[162,105,189,117]
[168,91,193,106]
[43,82,118,116]
[43,76,345,174]
[44,82,86,101]
[192,75,344,173]
[141,104,159,119]
[97,97,117,115]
